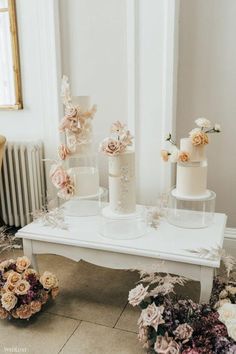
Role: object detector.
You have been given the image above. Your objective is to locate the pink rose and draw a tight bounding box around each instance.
[50,165,68,189]
[100,138,126,156]
[139,303,165,331]
[128,284,148,307]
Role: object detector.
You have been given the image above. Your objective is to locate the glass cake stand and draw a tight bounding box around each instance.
[167,188,216,229]
[100,205,147,240]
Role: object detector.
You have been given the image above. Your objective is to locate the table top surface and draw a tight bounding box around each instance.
[16,213,227,268]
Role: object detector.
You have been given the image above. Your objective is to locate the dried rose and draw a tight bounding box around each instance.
[154,334,180,354]
[14,280,31,295]
[40,271,58,290]
[30,300,42,314]
[16,256,31,272]
[174,323,193,342]
[1,292,17,311]
[0,306,8,319]
[16,304,32,319]
[139,303,164,331]
[178,151,190,163]
[128,284,148,307]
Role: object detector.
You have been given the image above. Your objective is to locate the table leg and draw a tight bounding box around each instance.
[23,239,39,272]
[199,266,214,303]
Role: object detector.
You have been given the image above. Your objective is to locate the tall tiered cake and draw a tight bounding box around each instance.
[50,76,99,202]
[100,121,135,214]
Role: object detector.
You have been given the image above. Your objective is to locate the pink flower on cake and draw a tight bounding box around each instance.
[128,284,149,307]
[65,105,80,119]
[178,151,190,163]
[139,303,165,331]
[49,165,68,189]
[100,138,125,156]
[190,131,208,146]
[161,150,170,162]
[58,144,71,160]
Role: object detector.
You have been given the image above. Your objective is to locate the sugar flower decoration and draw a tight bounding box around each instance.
[195,117,211,129]
[50,164,75,200]
[100,121,133,156]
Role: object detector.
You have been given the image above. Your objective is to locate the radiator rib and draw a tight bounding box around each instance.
[0,141,46,227]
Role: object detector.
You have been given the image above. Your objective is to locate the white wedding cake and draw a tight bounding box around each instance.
[50,76,99,201]
[161,118,221,200]
[100,121,136,215]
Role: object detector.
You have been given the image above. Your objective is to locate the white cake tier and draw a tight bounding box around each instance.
[108,150,136,214]
[176,161,208,198]
[180,137,206,162]
[68,166,99,197]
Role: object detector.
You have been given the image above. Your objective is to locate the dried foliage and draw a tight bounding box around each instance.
[32,207,68,230]
[0,227,20,254]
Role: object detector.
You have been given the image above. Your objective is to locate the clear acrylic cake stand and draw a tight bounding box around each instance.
[167,188,216,229]
[100,205,147,240]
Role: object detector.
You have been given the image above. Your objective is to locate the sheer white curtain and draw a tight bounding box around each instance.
[0,1,15,106]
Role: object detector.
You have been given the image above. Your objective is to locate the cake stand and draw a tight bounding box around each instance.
[167,188,216,229]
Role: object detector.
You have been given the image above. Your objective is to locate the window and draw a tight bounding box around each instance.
[0,0,22,109]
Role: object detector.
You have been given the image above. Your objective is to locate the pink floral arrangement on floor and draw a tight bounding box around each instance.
[100,121,133,156]
[0,256,59,320]
[161,118,221,163]
[128,253,236,353]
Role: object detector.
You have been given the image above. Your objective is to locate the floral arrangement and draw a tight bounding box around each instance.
[161,118,221,163]
[49,163,75,200]
[0,256,59,320]
[128,251,236,353]
[100,121,133,156]
[60,75,97,155]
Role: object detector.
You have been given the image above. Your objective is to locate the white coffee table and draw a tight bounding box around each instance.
[16,212,227,303]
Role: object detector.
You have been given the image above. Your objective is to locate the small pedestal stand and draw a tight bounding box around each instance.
[100,205,147,240]
[168,189,216,229]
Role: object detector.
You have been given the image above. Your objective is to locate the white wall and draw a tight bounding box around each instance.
[0,0,61,160]
[177,0,236,227]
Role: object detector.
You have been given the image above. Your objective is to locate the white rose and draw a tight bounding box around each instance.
[128,284,148,307]
[218,303,236,324]
[169,147,179,163]
[195,117,211,128]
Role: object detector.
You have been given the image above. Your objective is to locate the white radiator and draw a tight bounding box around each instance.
[0,141,46,227]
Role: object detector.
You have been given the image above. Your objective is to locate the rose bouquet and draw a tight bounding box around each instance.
[161,118,221,163]
[129,263,236,353]
[0,256,59,320]
[100,121,133,156]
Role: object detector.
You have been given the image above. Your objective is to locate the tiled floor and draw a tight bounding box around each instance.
[0,249,200,354]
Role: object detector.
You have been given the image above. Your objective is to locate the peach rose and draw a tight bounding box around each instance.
[178,151,190,163]
[6,271,22,287]
[40,271,59,290]
[23,268,39,280]
[16,256,31,272]
[14,280,30,295]
[51,287,59,299]
[1,292,17,311]
[161,150,169,162]
[58,144,71,160]
[16,304,32,319]
[0,306,8,319]
[49,165,68,189]
[30,300,42,314]
[191,131,208,146]
[100,138,125,156]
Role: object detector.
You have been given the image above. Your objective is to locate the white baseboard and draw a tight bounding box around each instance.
[224,227,236,257]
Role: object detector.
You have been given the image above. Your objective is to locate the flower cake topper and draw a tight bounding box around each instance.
[100,121,133,156]
[161,117,221,163]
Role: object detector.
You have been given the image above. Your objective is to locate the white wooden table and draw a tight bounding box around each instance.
[16,212,227,303]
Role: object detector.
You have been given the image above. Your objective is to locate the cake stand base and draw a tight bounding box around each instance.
[62,187,108,217]
[100,205,147,240]
[167,189,216,229]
